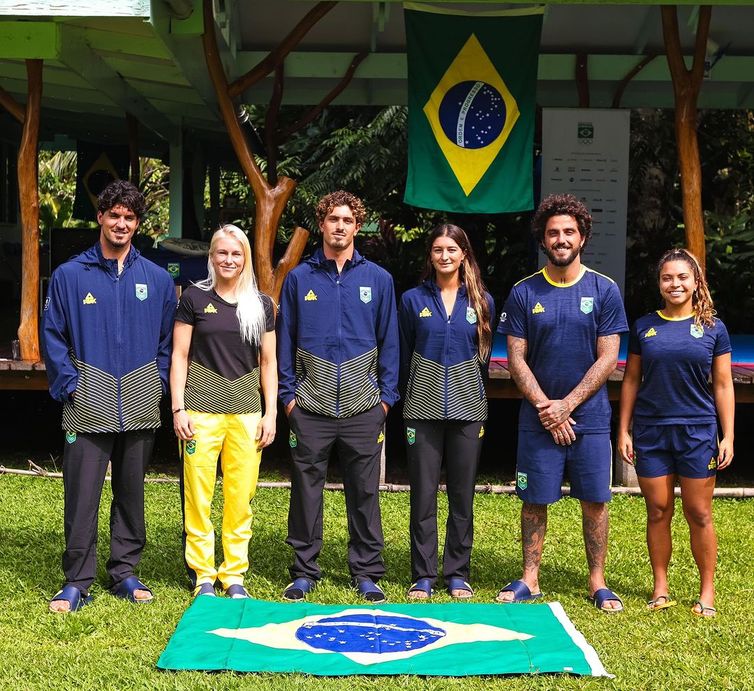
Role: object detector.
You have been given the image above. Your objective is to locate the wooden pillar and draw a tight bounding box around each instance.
[662,6,710,268]
[575,52,589,108]
[126,113,140,185]
[208,161,220,231]
[17,60,43,363]
[168,130,183,238]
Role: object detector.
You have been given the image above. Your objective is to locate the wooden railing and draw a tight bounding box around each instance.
[487,359,754,403]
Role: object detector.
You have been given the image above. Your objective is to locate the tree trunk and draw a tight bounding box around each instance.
[674,99,705,262]
[201,0,308,300]
[662,5,710,268]
[17,60,42,363]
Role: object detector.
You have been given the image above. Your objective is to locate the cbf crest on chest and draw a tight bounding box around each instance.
[135,283,148,301]
[360,286,372,304]
[580,297,594,314]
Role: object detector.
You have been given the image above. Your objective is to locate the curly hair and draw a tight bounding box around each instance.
[96,179,146,219]
[420,224,492,362]
[531,193,592,249]
[315,190,366,226]
[656,248,716,329]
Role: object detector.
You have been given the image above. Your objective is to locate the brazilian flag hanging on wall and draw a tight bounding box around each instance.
[404,3,543,213]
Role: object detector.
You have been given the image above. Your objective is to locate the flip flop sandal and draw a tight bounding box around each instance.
[354,577,386,603]
[193,582,216,597]
[691,600,717,617]
[49,585,92,613]
[407,578,434,599]
[282,577,316,602]
[111,576,153,603]
[446,578,474,599]
[225,584,250,599]
[496,579,543,603]
[589,587,624,613]
[647,595,677,611]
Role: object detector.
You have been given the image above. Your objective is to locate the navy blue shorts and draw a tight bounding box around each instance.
[515,430,612,504]
[633,423,718,479]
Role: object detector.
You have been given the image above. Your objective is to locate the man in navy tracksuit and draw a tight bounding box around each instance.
[43,180,176,612]
[277,190,399,602]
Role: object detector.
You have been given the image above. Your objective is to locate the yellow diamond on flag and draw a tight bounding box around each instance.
[423,34,519,196]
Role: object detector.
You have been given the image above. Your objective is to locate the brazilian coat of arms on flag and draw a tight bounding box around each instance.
[404,3,543,214]
[158,597,611,678]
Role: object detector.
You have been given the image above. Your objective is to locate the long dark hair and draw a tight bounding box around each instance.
[656,248,715,328]
[421,224,492,361]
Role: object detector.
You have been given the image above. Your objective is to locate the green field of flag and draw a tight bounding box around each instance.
[158,597,611,677]
[404,3,542,214]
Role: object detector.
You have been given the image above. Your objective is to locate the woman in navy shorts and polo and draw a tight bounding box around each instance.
[618,248,734,617]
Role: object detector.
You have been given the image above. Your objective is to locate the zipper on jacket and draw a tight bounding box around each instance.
[335,269,342,417]
[115,269,125,430]
[431,287,453,418]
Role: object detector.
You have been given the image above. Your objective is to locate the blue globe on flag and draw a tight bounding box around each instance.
[438,80,506,149]
[296,613,446,654]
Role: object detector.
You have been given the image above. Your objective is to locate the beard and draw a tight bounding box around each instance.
[543,243,580,267]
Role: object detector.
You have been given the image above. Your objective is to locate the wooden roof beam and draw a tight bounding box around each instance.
[58,25,177,144]
[148,0,223,122]
[233,51,754,84]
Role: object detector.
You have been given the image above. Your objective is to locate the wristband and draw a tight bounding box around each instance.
[172,407,185,414]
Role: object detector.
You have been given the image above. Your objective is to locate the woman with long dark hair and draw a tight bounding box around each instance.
[171,225,277,599]
[399,224,494,599]
[618,248,734,617]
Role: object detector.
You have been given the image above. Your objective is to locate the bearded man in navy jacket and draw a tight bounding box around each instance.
[277,190,399,603]
[43,180,176,613]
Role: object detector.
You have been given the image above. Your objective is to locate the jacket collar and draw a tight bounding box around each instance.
[308,246,366,272]
[76,242,140,275]
[423,279,467,298]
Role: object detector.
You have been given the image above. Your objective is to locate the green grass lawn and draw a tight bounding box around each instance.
[1,474,753,690]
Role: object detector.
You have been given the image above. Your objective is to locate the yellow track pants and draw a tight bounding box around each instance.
[182,410,262,589]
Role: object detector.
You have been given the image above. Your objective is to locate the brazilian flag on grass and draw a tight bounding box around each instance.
[404,3,543,214]
[158,597,611,677]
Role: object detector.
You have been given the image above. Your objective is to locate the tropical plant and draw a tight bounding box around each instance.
[38,150,78,236]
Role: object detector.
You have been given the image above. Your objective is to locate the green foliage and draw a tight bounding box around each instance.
[699,111,754,332]
[704,209,754,332]
[38,151,80,236]
[1,474,754,689]
[137,158,171,241]
[36,151,171,241]
[624,110,685,322]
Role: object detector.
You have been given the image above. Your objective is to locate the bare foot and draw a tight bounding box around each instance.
[407,589,429,600]
[451,588,473,599]
[133,589,153,602]
[589,587,623,611]
[496,579,539,603]
[597,598,623,611]
[692,601,717,617]
[48,599,71,613]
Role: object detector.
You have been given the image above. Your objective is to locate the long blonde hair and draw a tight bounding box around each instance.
[195,225,267,345]
[657,248,716,329]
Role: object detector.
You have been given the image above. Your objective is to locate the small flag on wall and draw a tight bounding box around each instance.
[404,3,543,214]
[73,141,130,222]
[158,597,612,677]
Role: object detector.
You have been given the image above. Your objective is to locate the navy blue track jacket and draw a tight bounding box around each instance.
[43,243,176,433]
[277,248,399,418]
[399,281,494,421]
